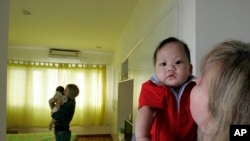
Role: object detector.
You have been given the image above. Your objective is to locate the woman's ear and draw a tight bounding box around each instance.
[194,76,202,85]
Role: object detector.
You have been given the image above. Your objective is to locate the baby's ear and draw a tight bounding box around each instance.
[189,64,193,75]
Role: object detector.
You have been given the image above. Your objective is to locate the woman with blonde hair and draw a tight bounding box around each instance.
[190,40,250,141]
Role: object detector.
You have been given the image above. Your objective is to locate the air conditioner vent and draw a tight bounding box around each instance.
[49,48,81,59]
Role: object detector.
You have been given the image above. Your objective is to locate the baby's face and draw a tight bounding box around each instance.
[155,42,192,88]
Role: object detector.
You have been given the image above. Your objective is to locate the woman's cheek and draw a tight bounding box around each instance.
[190,86,210,128]
[190,87,199,122]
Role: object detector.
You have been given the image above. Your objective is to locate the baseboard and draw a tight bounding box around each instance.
[77,134,111,137]
[7,130,18,134]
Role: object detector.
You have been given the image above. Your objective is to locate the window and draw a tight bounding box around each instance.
[7,60,108,128]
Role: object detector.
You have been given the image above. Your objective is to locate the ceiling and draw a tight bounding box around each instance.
[8,0,138,53]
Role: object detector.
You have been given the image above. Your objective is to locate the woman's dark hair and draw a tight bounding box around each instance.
[153,37,191,66]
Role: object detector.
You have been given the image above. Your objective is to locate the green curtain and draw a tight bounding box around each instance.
[7,60,108,128]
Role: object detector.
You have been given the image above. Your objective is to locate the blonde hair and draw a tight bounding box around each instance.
[66,84,79,99]
[200,40,250,141]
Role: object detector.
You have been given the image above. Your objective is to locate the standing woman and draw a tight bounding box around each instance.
[52,84,79,141]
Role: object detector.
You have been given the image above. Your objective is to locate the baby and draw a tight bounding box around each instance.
[48,86,68,130]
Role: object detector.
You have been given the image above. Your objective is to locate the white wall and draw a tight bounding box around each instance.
[180,0,250,75]
[0,0,8,140]
[179,0,196,74]
[194,0,250,75]
[8,46,113,64]
[8,45,113,65]
[114,0,178,66]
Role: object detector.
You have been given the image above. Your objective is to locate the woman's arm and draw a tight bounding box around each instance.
[135,106,155,141]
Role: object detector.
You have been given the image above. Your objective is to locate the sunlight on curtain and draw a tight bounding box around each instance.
[7,60,107,128]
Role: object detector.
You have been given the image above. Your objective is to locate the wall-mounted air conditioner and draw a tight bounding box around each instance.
[49,48,81,59]
[48,48,83,63]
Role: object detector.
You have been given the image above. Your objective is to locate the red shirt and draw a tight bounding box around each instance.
[138,80,197,141]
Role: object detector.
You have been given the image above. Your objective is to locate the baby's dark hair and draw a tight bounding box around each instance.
[56,86,64,94]
[153,37,191,66]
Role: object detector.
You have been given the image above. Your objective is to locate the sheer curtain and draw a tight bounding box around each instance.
[7,60,108,128]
